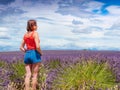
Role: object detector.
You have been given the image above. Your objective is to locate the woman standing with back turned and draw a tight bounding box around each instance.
[20,19,42,90]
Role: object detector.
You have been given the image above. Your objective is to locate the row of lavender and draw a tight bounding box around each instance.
[43,50,120,88]
[0,50,120,89]
[0,50,120,81]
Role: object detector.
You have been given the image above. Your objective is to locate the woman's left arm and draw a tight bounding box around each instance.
[20,39,26,52]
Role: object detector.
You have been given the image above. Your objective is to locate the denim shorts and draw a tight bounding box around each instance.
[24,50,41,64]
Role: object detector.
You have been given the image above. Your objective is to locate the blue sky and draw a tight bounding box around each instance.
[0,0,120,51]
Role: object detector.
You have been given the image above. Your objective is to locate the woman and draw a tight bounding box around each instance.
[20,19,42,90]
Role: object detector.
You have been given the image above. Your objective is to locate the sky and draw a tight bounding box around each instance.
[0,0,120,51]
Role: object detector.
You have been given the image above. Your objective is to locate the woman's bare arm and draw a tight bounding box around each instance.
[34,32,43,55]
[20,39,26,53]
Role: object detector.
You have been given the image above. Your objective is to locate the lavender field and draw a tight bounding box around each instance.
[0,50,120,90]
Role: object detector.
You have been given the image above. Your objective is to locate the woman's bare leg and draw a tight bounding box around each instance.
[24,64,32,90]
[31,63,41,90]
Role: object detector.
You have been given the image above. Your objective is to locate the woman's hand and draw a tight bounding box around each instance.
[34,31,43,56]
[20,47,26,53]
[40,52,43,56]
[20,39,26,53]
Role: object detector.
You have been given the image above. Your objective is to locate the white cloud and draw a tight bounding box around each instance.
[0,27,8,32]
[106,5,120,15]
[109,19,120,30]
[83,1,104,12]
[0,40,12,46]
[0,0,120,51]
[88,31,105,38]
[0,27,10,38]
[105,30,120,37]
[0,5,7,11]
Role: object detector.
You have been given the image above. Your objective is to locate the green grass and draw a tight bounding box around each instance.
[10,60,25,80]
[47,59,61,70]
[9,61,48,90]
[9,60,25,90]
[3,59,118,90]
[38,64,49,89]
[0,61,6,68]
[52,60,117,90]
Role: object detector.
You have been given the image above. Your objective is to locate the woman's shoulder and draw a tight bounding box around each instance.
[33,31,39,36]
[23,32,28,37]
[24,32,27,36]
[34,31,38,34]
[23,31,32,38]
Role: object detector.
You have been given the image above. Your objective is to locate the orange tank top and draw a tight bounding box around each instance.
[24,31,36,50]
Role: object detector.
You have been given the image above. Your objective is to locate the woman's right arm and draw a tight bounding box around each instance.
[34,32,43,55]
[20,39,26,53]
